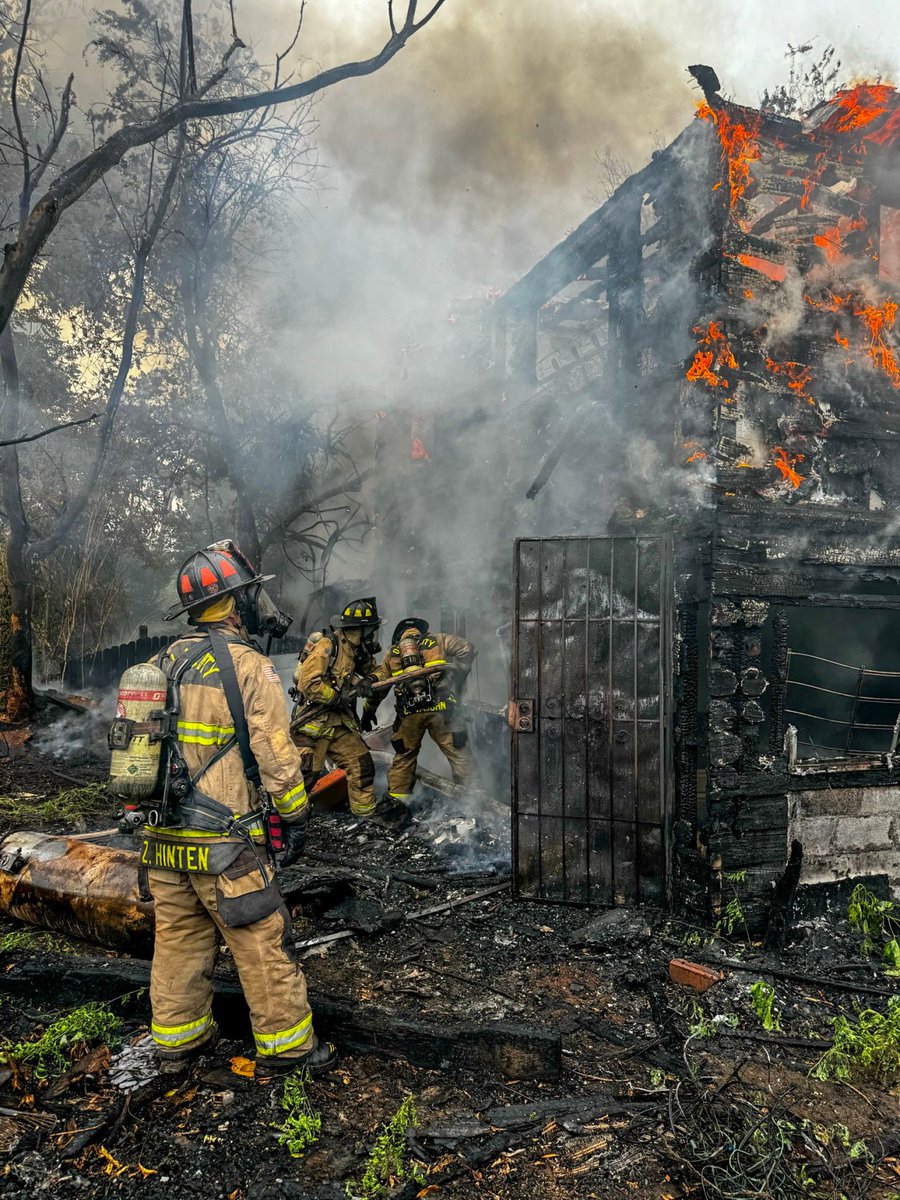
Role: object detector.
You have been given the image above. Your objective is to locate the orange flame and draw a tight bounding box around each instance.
[813,214,867,261]
[411,437,431,460]
[824,83,895,135]
[683,440,708,464]
[765,357,814,405]
[686,321,738,392]
[834,330,850,348]
[697,102,761,208]
[773,446,805,488]
[799,153,826,210]
[856,299,900,387]
[735,253,787,282]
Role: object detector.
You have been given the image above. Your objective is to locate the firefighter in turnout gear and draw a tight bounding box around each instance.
[144,542,336,1080]
[291,599,382,817]
[361,619,476,804]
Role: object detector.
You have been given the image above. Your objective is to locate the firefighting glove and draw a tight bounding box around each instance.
[360,706,378,734]
[335,679,358,707]
[355,676,375,700]
[277,810,309,869]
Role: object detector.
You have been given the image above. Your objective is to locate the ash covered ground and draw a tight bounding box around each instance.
[1,719,900,1200]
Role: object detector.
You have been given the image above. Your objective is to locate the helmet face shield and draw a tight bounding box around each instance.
[237,583,293,640]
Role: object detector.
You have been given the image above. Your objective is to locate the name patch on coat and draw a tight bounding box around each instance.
[140,839,211,873]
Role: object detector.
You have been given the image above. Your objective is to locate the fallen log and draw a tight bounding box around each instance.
[484,1092,660,1130]
[0,831,153,954]
[3,955,562,1082]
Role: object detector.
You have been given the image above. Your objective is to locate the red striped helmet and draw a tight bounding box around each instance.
[164,541,273,620]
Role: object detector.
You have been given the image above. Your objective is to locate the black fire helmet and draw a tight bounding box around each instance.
[391,617,429,645]
[164,542,273,621]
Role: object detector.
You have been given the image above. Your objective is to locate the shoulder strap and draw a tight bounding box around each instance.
[208,630,261,786]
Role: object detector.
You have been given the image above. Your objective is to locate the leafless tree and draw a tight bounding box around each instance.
[0,0,448,340]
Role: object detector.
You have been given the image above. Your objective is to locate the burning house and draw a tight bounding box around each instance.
[494,82,900,928]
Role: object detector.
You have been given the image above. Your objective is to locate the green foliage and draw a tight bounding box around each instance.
[275,1069,321,1159]
[749,980,781,1032]
[346,1094,425,1200]
[0,1001,123,1080]
[688,1000,738,1040]
[715,870,750,940]
[0,928,73,954]
[0,782,109,828]
[813,996,900,1088]
[847,883,900,973]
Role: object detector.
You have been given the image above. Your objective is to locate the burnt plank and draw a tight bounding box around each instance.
[4,957,562,1082]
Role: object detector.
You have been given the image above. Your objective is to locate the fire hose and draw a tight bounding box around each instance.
[289,663,452,734]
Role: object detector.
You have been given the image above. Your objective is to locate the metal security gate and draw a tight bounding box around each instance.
[511,536,672,906]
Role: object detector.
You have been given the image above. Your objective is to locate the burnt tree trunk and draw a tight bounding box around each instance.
[0,323,33,720]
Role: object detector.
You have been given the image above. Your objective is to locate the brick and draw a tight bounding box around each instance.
[668,958,722,992]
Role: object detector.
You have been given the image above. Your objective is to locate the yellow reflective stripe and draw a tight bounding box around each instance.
[253,1013,313,1056]
[149,823,265,839]
[297,723,333,738]
[151,1011,212,1048]
[392,660,447,676]
[321,684,336,702]
[177,720,234,747]
[178,721,235,734]
[275,783,308,817]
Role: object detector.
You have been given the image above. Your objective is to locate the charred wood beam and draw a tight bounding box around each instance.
[2,955,562,1081]
[768,609,790,755]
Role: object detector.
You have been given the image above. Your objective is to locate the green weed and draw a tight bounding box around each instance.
[0,781,108,828]
[687,1000,738,1040]
[749,979,781,1032]
[716,871,749,940]
[276,1070,321,1158]
[0,928,73,954]
[0,1001,123,1080]
[346,1094,425,1200]
[847,883,900,974]
[812,996,900,1088]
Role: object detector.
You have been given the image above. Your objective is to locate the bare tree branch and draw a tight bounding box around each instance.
[275,1,306,88]
[228,0,245,49]
[0,410,102,447]
[0,1,450,337]
[10,0,33,223]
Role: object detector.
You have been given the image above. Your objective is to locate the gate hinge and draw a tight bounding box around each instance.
[508,699,534,732]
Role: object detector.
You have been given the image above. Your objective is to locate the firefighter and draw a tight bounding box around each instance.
[361,618,476,805]
[291,599,384,818]
[145,541,336,1081]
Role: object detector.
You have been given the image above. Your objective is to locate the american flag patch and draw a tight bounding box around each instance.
[263,663,281,684]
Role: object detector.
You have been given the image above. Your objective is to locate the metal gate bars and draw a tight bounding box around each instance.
[511,536,672,905]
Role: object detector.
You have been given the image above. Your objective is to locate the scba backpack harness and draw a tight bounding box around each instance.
[110,632,284,923]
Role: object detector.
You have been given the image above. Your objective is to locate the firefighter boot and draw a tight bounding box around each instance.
[155,1023,221,1076]
[364,793,412,830]
[255,1037,339,1082]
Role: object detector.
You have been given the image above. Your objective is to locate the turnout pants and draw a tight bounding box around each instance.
[388,711,475,799]
[148,848,314,1063]
[293,726,376,816]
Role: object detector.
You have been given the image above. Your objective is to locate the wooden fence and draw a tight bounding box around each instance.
[63,633,306,692]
